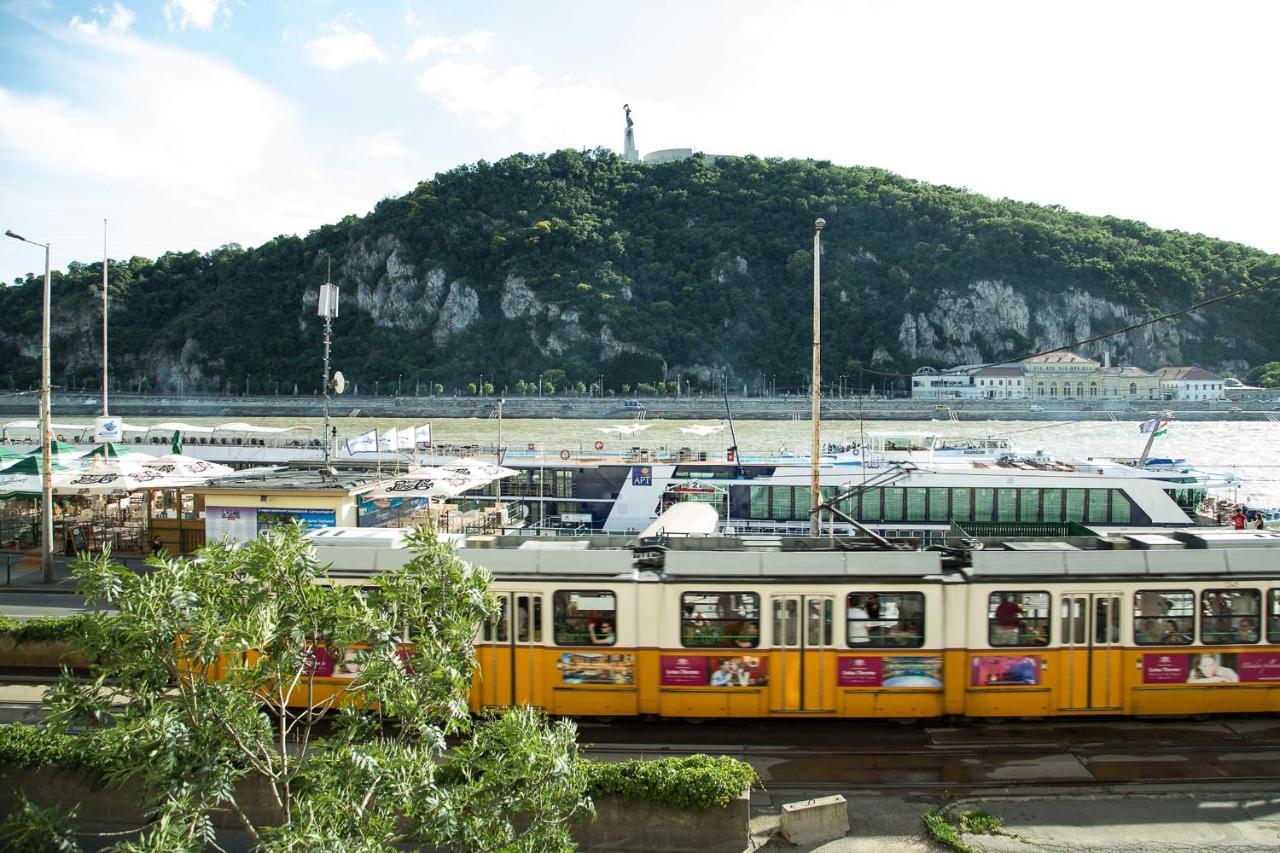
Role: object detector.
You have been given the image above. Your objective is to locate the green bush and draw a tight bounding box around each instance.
[587,754,758,811]
[0,725,87,770]
[0,614,95,644]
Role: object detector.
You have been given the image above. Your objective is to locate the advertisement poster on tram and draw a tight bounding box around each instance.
[660,655,767,686]
[305,646,413,679]
[970,655,1041,686]
[558,653,635,685]
[1142,652,1280,684]
[839,656,943,688]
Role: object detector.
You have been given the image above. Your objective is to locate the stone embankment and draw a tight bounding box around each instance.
[0,392,1275,421]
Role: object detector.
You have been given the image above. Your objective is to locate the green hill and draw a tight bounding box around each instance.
[2,149,1277,396]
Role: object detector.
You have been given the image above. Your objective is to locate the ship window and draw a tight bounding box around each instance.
[905,488,927,522]
[793,487,811,521]
[1201,589,1260,645]
[988,591,1051,647]
[883,487,905,521]
[1110,490,1133,524]
[928,487,949,522]
[1065,489,1086,521]
[1087,489,1109,523]
[847,592,924,648]
[860,488,882,522]
[997,488,1018,522]
[749,486,769,519]
[553,590,617,646]
[1042,489,1063,522]
[1268,590,1280,644]
[951,488,971,522]
[1018,489,1040,522]
[973,488,995,522]
[770,487,791,520]
[1133,590,1194,645]
[682,592,760,648]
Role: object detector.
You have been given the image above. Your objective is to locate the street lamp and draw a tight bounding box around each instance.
[810,218,825,537]
[6,229,54,582]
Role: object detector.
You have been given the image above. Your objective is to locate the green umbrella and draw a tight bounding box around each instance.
[27,440,83,457]
[86,442,137,459]
[0,456,72,475]
[171,430,183,455]
[0,446,24,462]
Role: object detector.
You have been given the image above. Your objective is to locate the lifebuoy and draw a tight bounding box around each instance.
[560,449,571,460]
[594,440,605,451]
[527,443,535,451]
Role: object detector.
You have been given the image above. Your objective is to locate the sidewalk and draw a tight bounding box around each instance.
[749,788,1280,852]
[0,549,152,593]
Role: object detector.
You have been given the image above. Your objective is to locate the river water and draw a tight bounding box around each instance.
[107,415,1280,508]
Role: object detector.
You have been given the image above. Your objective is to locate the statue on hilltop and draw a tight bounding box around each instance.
[623,103,639,163]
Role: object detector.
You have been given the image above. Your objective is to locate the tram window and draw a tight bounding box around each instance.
[847,592,924,648]
[553,590,617,646]
[988,592,1050,647]
[483,597,509,643]
[1201,589,1260,645]
[1268,590,1280,644]
[1133,590,1194,645]
[682,592,760,648]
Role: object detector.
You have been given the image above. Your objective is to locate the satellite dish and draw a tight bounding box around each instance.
[333,371,347,395]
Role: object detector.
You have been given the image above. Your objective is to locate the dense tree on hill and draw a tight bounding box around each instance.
[2,149,1278,395]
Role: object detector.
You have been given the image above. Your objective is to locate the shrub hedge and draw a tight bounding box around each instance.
[586,754,758,811]
[0,614,95,644]
[0,724,758,812]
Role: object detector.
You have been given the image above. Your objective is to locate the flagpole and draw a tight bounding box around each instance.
[102,218,109,416]
[1138,416,1165,465]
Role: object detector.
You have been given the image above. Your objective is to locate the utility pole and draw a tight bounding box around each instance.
[810,218,825,537]
[318,258,339,468]
[102,219,109,415]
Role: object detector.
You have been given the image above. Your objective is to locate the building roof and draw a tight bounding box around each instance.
[191,467,385,494]
[1154,367,1222,382]
[1100,366,1156,378]
[973,366,1023,377]
[1021,351,1099,366]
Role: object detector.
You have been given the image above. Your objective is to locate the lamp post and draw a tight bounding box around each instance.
[6,229,54,582]
[810,218,825,537]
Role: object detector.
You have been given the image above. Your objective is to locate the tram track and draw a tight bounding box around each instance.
[5,674,1279,791]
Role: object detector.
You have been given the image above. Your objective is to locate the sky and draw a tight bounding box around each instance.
[1,0,1277,283]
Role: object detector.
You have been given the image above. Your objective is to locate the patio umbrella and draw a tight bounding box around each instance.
[138,453,234,483]
[0,455,72,498]
[28,440,84,458]
[0,446,25,463]
[81,443,153,464]
[52,460,170,495]
[436,459,520,480]
[365,470,489,500]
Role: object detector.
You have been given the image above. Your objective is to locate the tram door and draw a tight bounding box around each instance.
[770,594,836,713]
[1058,592,1123,712]
[477,592,543,708]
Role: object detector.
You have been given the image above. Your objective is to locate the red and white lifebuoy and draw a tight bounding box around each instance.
[560,449,571,460]
[527,443,536,451]
[594,440,605,451]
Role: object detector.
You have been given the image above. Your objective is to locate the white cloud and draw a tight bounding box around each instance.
[0,23,421,281]
[417,60,618,149]
[164,0,224,31]
[304,24,384,71]
[358,130,410,161]
[69,3,135,37]
[405,31,492,61]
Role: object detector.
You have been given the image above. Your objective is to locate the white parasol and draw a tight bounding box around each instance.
[138,453,235,483]
[52,460,172,495]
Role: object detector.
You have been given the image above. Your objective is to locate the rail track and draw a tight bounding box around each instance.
[6,675,1279,792]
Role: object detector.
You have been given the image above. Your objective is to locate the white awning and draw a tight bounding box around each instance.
[214,422,315,434]
[3,420,91,431]
[147,421,216,434]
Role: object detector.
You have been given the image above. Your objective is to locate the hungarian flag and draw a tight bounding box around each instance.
[1139,418,1168,437]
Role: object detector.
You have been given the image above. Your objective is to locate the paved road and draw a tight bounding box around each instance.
[0,591,103,618]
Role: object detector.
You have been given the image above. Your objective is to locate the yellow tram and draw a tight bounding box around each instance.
[309,527,1280,719]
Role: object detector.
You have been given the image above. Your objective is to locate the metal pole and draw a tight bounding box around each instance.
[320,258,335,468]
[810,218,825,537]
[102,218,109,416]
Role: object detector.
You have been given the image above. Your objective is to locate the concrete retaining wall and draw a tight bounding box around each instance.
[0,765,749,852]
[0,391,1273,421]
